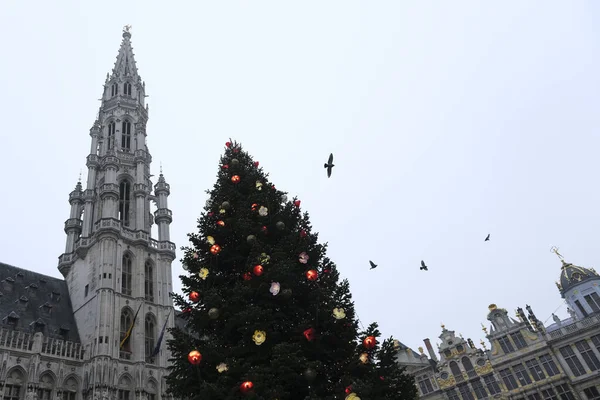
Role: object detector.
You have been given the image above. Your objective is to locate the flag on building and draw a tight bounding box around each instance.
[150,309,172,358]
[120,303,142,349]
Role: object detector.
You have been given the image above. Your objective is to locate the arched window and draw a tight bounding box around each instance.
[111,83,118,97]
[461,356,477,378]
[107,122,116,150]
[145,314,156,363]
[37,373,55,400]
[4,368,24,400]
[62,376,78,400]
[120,308,134,357]
[124,82,132,96]
[144,261,154,302]
[121,121,131,150]
[118,375,132,400]
[449,361,464,382]
[121,254,132,296]
[119,181,131,227]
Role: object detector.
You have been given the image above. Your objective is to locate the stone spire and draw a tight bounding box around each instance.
[110,25,140,81]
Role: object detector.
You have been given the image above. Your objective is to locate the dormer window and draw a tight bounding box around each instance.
[31,319,45,334]
[59,327,70,339]
[50,290,61,302]
[40,302,53,316]
[6,311,19,326]
[29,283,38,289]
[572,272,583,282]
[124,82,132,96]
[111,82,118,97]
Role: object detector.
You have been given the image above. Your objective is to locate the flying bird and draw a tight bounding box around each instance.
[485,234,490,242]
[324,153,334,178]
[420,260,428,271]
[369,260,377,270]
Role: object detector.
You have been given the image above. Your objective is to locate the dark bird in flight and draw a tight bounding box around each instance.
[420,260,428,271]
[324,153,334,178]
[369,260,377,270]
[485,234,490,242]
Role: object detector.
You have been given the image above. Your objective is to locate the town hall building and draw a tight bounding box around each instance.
[0,27,182,400]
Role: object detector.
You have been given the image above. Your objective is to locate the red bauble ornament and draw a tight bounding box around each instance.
[240,381,253,393]
[306,270,318,281]
[251,203,258,211]
[380,376,385,381]
[188,350,202,365]
[222,164,229,169]
[233,148,240,153]
[294,200,301,207]
[208,212,214,217]
[217,220,225,227]
[363,336,376,349]
[183,307,192,313]
[210,244,221,255]
[303,328,316,341]
[345,386,352,395]
[231,175,241,183]
[225,141,232,148]
[253,161,259,167]
[324,269,331,274]
[243,272,252,281]
[261,226,268,233]
[189,291,200,303]
[253,265,264,276]
[300,230,307,238]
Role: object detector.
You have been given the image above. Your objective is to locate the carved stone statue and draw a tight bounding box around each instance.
[101,389,109,400]
[25,387,35,400]
[567,307,577,320]
[552,313,562,325]
[526,304,533,315]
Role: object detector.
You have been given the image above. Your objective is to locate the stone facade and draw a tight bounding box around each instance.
[0,27,184,400]
[400,258,600,400]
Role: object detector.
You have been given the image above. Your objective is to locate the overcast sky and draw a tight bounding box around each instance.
[1,1,600,354]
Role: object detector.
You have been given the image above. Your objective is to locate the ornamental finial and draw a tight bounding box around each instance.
[123,25,132,33]
[551,246,565,261]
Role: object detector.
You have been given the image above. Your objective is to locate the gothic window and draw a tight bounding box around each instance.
[511,331,528,349]
[120,308,133,356]
[145,314,156,363]
[539,354,560,377]
[449,361,464,382]
[121,254,132,296]
[499,368,518,390]
[4,369,24,400]
[575,340,600,371]
[62,376,78,400]
[584,293,600,313]
[124,82,132,96]
[37,373,55,400]
[471,379,488,399]
[111,83,118,97]
[497,336,515,354]
[575,299,589,317]
[121,121,131,150]
[457,383,475,400]
[540,388,557,400]
[482,374,501,395]
[119,181,131,227]
[559,345,586,377]
[108,122,116,149]
[525,358,546,381]
[583,386,600,400]
[118,375,132,400]
[461,356,477,378]
[416,375,433,395]
[512,363,532,386]
[144,261,154,302]
[554,384,575,400]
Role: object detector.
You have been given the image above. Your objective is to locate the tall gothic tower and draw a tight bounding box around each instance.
[57,27,176,400]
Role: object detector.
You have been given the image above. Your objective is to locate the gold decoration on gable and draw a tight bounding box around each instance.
[437,375,456,389]
[474,361,493,376]
[523,330,538,341]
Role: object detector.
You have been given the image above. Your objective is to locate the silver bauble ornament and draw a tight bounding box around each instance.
[208,308,220,319]
[276,221,285,231]
[221,201,230,210]
[247,235,256,244]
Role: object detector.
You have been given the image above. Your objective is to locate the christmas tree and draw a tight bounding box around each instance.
[167,141,417,399]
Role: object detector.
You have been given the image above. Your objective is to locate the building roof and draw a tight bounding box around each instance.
[558,260,600,295]
[0,262,80,342]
